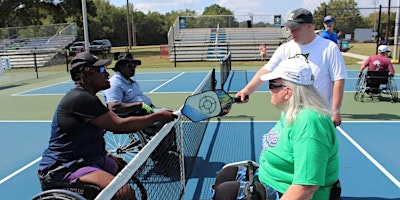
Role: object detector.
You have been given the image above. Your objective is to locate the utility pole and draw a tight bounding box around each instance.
[126,0,132,50]
[81,0,90,52]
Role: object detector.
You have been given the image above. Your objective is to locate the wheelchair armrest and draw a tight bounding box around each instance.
[223,160,259,168]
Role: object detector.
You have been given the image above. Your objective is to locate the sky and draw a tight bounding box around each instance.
[109,0,395,19]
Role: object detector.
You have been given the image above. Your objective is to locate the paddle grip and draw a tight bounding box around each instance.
[233,95,249,103]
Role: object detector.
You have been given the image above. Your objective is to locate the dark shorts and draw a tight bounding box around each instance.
[63,156,118,183]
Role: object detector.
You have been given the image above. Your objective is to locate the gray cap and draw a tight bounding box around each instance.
[283,8,314,29]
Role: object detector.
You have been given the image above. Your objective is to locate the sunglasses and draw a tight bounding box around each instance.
[126,63,137,68]
[90,66,107,73]
[324,21,334,25]
[269,81,287,90]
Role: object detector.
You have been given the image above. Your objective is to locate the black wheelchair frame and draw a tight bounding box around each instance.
[31,175,147,200]
[354,71,398,103]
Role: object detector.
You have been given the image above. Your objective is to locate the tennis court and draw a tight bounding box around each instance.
[0,68,399,199]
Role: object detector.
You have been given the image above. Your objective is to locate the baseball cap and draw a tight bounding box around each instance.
[70,52,111,81]
[378,45,391,53]
[260,56,314,85]
[113,53,142,71]
[324,15,335,23]
[71,51,111,69]
[283,8,314,29]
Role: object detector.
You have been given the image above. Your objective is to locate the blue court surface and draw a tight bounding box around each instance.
[1,121,400,199]
[1,70,400,199]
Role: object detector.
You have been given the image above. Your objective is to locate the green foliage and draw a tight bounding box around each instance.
[314,0,365,36]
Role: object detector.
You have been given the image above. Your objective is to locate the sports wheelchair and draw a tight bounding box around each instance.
[354,71,398,103]
[211,161,341,200]
[104,107,177,161]
[30,163,147,200]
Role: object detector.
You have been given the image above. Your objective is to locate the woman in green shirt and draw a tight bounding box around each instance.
[258,55,339,200]
[212,55,339,200]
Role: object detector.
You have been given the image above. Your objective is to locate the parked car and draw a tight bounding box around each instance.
[89,39,112,54]
[68,41,85,56]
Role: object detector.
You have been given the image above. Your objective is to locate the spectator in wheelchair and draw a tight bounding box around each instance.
[102,52,155,116]
[213,56,340,200]
[358,45,395,77]
[37,52,176,199]
[102,52,178,167]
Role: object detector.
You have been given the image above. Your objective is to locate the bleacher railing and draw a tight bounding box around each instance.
[167,14,286,47]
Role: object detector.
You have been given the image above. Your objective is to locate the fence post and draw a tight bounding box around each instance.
[34,52,38,79]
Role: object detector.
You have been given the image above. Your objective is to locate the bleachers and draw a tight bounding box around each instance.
[0,35,75,68]
[169,27,288,61]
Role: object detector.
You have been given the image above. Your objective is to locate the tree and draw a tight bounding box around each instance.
[314,0,366,37]
[198,4,238,28]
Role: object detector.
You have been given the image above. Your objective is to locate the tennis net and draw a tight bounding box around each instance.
[98,68,216,200]
[220,52,232,90]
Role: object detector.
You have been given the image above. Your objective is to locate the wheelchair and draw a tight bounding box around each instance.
[31,167,147,200]
[212,160,341,200]
[354,71,398,103]
[104,106,178,175]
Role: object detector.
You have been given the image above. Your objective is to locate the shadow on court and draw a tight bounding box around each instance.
[342,113,400,120]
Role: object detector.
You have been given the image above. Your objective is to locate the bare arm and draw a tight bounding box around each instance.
[280,184,319,200]
[90,110,176,133]
[331,79,345,126]
[358,65,367,77]
[236,68,269,102]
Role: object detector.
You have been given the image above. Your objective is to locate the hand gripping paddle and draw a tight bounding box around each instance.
[215,89,248,116]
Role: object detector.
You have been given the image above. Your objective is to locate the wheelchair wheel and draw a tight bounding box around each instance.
[105,131,148,162]
[388,76,398,102]
[30,189,86,200]
[354,74,366,101]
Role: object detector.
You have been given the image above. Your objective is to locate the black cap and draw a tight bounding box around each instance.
[283,8,314,29]
[113,53,141,72]
[70,52,111,81]
[71,51,111,69]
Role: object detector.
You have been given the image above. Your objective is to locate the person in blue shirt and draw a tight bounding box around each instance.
[320,15,338,44]
[102,53,154,116]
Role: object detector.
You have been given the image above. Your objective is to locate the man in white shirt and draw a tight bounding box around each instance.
[236,8,347,126]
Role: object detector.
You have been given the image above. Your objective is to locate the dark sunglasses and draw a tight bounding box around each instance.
[324,21,334,25]
[126,63,137,68]
[269,81,287,90]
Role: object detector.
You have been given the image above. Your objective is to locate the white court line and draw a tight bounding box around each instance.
[149,72,185,93]
[12,80,72,96]
[0,157,41,185]
[337,126,400,189]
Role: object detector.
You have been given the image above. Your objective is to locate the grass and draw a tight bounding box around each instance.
[3,42,380,72]
[2,42,396,86]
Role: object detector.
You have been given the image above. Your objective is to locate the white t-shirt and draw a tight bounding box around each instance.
[262,36,347,106]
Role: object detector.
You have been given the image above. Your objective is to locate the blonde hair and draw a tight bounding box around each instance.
[283,80,332,125]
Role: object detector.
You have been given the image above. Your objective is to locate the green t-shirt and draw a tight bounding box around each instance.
[258,109,339,200]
